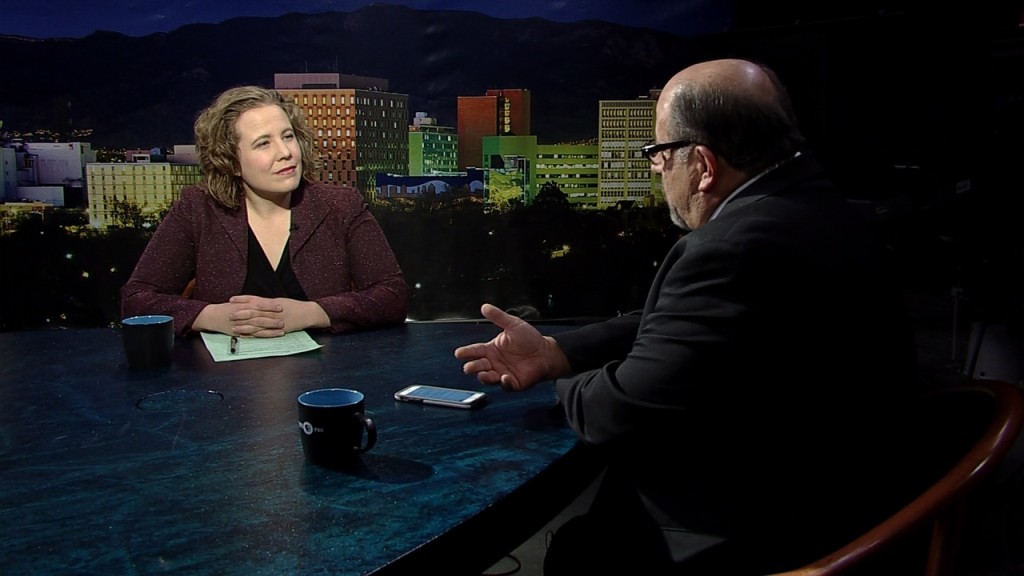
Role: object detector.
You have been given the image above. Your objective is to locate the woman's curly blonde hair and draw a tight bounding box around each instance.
[193,86,318,209]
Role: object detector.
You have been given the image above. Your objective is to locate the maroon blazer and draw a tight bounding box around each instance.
[121,182,409,336]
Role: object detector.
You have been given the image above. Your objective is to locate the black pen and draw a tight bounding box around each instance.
[230,336,239,354]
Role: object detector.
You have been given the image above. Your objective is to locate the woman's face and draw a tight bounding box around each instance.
[234,104,303,199]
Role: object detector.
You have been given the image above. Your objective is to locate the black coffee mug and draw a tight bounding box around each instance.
[121,315,174,369]
[297,388,377,468]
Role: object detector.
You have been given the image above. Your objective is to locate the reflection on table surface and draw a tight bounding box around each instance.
[0,322,598,575]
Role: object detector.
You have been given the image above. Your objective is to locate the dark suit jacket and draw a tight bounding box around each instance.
[121,182,409,336]
[553,154,920,570]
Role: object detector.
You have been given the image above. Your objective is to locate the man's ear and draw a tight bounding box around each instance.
[694,145,717,193]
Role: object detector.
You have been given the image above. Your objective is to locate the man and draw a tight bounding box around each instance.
[455,59,919,574]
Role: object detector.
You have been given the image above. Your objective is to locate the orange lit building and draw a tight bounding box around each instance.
[275,73,409,199]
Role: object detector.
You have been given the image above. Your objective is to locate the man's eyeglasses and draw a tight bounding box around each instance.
[641,139,695,163]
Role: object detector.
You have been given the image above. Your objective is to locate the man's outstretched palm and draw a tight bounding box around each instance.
[454,303,568,391]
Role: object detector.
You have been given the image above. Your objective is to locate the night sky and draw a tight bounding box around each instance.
[1,0,735,39]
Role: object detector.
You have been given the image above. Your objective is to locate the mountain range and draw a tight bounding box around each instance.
[0,1,1014,185]
[0,4,705,148]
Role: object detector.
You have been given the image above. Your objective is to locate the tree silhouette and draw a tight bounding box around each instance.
[110,198,146,229]
[533,181,570,212]
[1,192,678,330]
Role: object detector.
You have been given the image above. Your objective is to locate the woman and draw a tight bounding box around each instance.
[121,86,409,337]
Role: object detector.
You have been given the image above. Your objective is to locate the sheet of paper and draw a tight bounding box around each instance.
[201,331,322,362]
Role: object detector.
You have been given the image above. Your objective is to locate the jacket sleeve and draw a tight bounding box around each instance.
[554,237,748,446]
[554,312,643,372]
[120,191,209,336]
[306,194,409,332]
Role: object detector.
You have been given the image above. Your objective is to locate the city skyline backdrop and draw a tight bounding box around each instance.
[1,2,1017,333]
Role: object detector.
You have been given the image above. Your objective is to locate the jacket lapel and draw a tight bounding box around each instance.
[287,185,330,257]
[212,198,249,260]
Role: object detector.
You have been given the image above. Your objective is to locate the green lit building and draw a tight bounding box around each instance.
[481,136,602,210]
[535,142,599,209]
[481,135,536,208]
[408,112,458,176]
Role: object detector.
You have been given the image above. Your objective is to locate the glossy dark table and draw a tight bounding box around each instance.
[0,322,601,575]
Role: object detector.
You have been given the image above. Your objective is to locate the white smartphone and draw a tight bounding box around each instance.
[394,385,487,409]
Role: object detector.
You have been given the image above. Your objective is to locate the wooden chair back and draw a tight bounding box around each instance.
[770,379,1024,576]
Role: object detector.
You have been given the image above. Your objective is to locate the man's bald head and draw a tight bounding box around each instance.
[656,59,804,174]
[666,59,780,105]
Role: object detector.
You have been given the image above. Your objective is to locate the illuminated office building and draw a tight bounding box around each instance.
[535,142,599,209]
[86,151,202,229]
[597,91,662,208]
[3,141,94,207]
[408,112,458,176]
[457,89,530,171]
[275,73,409,199]
[0,146,16,200]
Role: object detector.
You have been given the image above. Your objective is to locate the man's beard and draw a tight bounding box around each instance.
[668,203,690,231]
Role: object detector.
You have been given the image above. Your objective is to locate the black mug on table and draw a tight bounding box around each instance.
[297,388,377,468]
[121,315,174,369]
